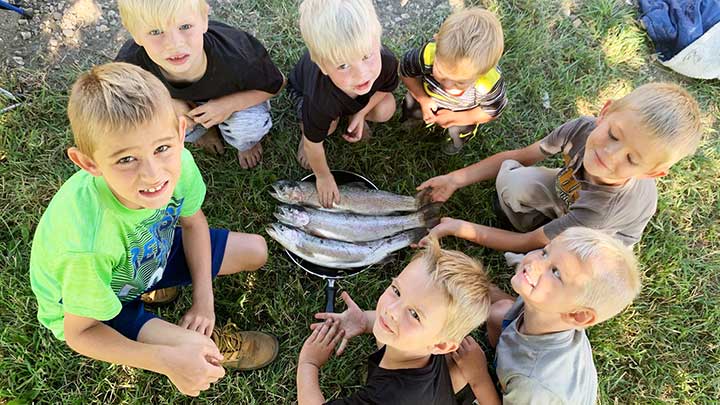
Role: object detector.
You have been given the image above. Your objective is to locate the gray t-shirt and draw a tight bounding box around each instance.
[539,116,657,245]
[496,298,598,405]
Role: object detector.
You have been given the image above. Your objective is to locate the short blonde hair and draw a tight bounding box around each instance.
[414,236,491,343]
[606,82,703,163]
[67,62,176,155]
[436,8,504,76]
[299,0,382,69]
[555,227,641,324]
[118,0,209,36]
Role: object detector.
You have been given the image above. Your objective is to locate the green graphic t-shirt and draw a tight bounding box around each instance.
[29,148,206,340]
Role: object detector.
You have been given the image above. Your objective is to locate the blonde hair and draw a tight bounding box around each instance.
[606,82,703,163]
[436,7,504,76]
[555,227,641,324]
[118,0,209,35]
[67,62,176,155]
[414,236,491,343]
[299,0,382,69]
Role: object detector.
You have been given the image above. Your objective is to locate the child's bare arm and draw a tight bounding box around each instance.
[401,76,437,123]
[64,313,224,396]
[188,74,286,128]
[297,322,345,405]
[178,210,215,336]
[311,292,375,355]
[303,136,339,208]
[429,218,549,252]
[417,141,546,202]
[449,337,501,405]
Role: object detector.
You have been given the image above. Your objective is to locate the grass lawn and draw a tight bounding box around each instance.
[1,0,719,403]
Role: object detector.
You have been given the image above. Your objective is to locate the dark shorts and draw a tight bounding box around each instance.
[103,227,230,340]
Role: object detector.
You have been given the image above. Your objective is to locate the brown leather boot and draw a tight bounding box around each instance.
[211,323,279,370]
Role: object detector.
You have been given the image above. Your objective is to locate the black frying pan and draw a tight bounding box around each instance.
[284,170,378,312]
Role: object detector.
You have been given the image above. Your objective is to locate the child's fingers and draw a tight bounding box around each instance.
[339,291,359,310]
[335,337,349,356]
[329,327,345,347]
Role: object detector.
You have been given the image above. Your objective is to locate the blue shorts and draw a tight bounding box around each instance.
[104,227,229,340]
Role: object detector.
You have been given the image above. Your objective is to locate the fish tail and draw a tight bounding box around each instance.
[415,186,435,209]
[418,202,442,228]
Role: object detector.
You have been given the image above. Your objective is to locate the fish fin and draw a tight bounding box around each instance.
[419,202,443,228]
[414,187,435,208]
[344,181,370,189]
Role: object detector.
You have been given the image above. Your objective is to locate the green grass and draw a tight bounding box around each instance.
[1,0,719,403]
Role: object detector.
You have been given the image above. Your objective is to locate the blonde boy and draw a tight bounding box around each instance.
[400,7,507,154]
[419,82,703,252]
[297,237,497,405]
[468,227,641,404]
[116,0,285,169]
[288,0,399,208]
[29,63,276,397]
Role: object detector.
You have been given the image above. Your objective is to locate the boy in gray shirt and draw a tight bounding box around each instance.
[417,82,702,252]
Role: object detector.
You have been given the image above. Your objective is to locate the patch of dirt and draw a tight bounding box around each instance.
[0,0,459,92]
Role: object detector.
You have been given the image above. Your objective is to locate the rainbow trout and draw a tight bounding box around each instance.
[269,180,433,215]
[274,203,440,243]
[266,223,426,268]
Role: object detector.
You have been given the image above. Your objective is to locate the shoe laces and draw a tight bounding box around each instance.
[212,323,247,362]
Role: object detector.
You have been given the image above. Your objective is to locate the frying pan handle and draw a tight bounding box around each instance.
[324,279,336,313]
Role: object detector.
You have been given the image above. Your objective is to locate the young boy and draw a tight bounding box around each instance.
[29,63,277,397]
[418,82,702,251]
[461,227,642,404]
[400,7,507,155]
[288,0,399,208]
[115,0,285,169]
[296,237,497,405]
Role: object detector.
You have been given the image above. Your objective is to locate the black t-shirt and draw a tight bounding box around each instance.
[115,21,284,102]
[287,47,399,143]
[325,346,474,405]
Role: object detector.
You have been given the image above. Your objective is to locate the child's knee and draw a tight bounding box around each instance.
[245,234,268,271]
[368,93,397,123]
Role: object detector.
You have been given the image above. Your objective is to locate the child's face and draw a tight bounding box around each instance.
[373,258,453,354]
[86,114,185,210]
[321,41,382,97]
[432,57,478,97]
[132,7,208,79]
[510,238,594,314]
[583,107,671,185]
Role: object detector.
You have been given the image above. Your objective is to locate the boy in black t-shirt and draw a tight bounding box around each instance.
[288,0,399,208]
[297,238,498,405]
[116,0,285,169]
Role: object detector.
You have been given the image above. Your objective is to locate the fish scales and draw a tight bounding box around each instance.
[274,204,440,242]
[266,223,426,269]
[270,180,431,215]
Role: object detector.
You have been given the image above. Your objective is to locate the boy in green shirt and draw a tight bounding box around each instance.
[30,62,277,397]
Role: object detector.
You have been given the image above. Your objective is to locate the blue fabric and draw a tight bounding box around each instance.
[103,227,229,340]
[639,0,720,60]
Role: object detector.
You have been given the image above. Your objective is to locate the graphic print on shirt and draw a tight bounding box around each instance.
[111,197,184,302]
[555,153,581,208]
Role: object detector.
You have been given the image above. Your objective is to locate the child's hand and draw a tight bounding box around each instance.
[451,336,490,387]
[433,109,460,128]
[416,217,458,247]
[416,174,460,202]
[343,113,366,143]
[299,320,345,369]
[311,292,368,355]
[316,175,340,208]
[419,98,438,124]
[188,98,234,128]
[161,339,225,397]
[179,302,215,337]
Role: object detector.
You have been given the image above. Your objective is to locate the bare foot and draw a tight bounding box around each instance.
[195,127,225,155]
[237,142,263,169]
[296,138,311,170]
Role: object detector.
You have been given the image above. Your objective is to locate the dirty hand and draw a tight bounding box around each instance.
[299,320,345,369]
[416,174,460,202]
[451,336,489,386]
[311,292,368,355]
